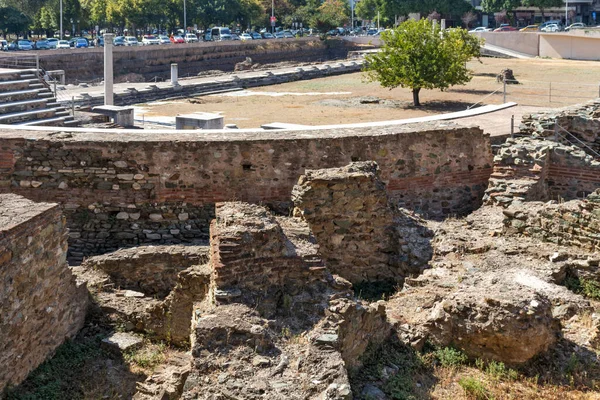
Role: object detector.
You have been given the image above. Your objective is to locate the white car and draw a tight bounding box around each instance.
[142,35,160,45]
[184,33,198,43]
[468,27,491,33]
[124,36,139,46]
[56,40,70,49]
[239,33,253,41]
[541,23,560,32]
[158,35,171,44]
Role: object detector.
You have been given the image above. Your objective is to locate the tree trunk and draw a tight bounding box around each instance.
[412,88,421,107]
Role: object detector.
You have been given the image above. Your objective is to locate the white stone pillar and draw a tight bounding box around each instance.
[171,63,179,86]
[104,33,114,106]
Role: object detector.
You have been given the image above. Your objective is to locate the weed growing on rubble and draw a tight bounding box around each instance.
[350,339,431,399]
[434,347,468,368]
[564,273,600,300]
[483,360,519,381]
[123,341,167,371]
[458,376,493,400]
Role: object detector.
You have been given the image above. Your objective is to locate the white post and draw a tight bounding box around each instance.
[377,11,380,30]
[171,63,178,86]
[183,0,187,33]
[104,33,114,106]
[59,0,63,40]
[350,0,354,31]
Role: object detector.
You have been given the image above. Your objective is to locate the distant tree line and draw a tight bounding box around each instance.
[0,0,562,38]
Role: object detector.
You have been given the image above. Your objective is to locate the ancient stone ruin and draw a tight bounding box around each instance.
[0,194,88,390]
[1,105,600,398]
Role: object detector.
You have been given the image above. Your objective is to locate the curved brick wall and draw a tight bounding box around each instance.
[0,122,493,262]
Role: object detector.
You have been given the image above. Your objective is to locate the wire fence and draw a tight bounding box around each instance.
[466,79,600,109]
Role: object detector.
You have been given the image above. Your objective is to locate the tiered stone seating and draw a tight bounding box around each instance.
[0,68,78,127]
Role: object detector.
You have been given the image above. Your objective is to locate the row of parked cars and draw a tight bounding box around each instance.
[0,26,310,52]
[469,21,589,33]
[0,37,93,51]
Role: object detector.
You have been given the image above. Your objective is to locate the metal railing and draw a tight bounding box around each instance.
[462,79,600,109]
[554,122,600,159]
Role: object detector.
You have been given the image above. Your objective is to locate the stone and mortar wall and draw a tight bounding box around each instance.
[209,202,330,317]
[0,194,88,390]
[0,122,492,261]
[519,99,600,158]
[0,38,355,84]
[292,161,430,284]
[484,137,600,207]
[503,189,600,252]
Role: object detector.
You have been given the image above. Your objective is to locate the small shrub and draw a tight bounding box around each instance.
[564,272,600,300]
[435,347,468,368]
[484,360,518,381]
[123,342,166,370]
[458,377,493,400]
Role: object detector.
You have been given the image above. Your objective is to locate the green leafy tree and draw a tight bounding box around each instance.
[355,0,381,21]
[309,0,348,33]
[363,18,482,106]
[481,0,521,12]
[522,0,563,18]
[0,6,31,37]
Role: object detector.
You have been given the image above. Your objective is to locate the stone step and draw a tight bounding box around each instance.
[0,107,56,124]
[0,89,41,104]
[15,116,68,126]
[0,79,40,92]
[0,98,49,114]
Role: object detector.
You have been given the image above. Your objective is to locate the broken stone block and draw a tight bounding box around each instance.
[101,332,143,353]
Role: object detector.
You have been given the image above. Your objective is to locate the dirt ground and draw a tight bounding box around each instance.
[136,57,600,129]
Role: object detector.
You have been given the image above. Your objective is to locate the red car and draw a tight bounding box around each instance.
[493,26,518,32]
[170,35,185,43]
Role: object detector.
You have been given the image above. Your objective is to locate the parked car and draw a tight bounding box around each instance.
[539,20,562,31]
[468,27,490,33]
[519,25,539,32]
[69,37,89,48]
[124,36,139,46]
[239,33,252,41]
[34,39,50,50]
[493,26,518,32]
[47,38,59,48]
[0,39,7,51]
[158,35,171,44]
[142,35,160,45]
[230,33,240,40]
[565,22,586,31]
[541,23,560,32]
[210,27,232,41]
[261,32,274,39]
[184,33,198,43]
[16,40,33,50]
[170,35,185,43]
[113,36,125,46]
[56,40,70,49]
[250,32,262,40]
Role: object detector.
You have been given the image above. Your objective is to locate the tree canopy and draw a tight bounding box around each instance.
[363,18,482,106]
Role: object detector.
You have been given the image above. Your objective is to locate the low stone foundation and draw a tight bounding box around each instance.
[0,194,88,390]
